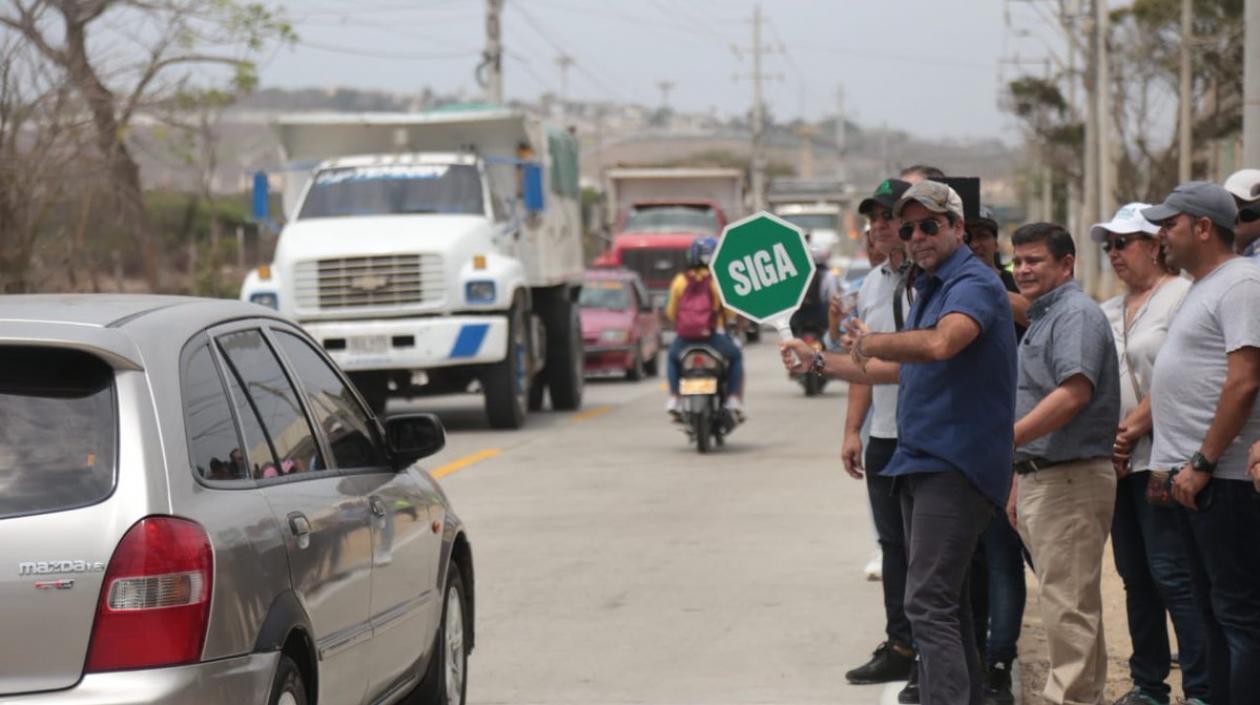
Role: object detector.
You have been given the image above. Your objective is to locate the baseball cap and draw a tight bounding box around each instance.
[968,204,1000,233]
[858,178,911,216]
[894,179,965,221]
[1141,181,1239,232]
[1089,202,1160,243]
[1223,168,1260,202]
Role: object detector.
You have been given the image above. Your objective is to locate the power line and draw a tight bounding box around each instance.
[510,2,635,102]
[295,40,476,61]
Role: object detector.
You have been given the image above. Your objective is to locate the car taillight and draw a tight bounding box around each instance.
[85,516,213,672]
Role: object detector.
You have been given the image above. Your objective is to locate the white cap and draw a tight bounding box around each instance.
[1224,169,1260,202]
[1089,202,1160,243]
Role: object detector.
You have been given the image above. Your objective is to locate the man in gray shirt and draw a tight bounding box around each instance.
[1006,223,1120,705]
[1144,181,1260,705]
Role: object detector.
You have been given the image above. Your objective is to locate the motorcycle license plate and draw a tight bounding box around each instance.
[680,378,718,395]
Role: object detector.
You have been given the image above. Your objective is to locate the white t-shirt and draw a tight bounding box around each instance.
[1149,258,1260,480]
[857,260,910,439]
[1101,276,1191,472]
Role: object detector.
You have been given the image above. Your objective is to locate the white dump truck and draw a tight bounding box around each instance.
[240,107,586,429]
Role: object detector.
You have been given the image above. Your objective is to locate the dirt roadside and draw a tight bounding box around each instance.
[1018,543,1185,704]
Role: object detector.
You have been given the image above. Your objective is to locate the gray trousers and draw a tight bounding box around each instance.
[900,470,994,705]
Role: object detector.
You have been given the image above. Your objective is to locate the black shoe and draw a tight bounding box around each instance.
[845,641,914,685]
[897,659,920,704]
[984,660,1014,705]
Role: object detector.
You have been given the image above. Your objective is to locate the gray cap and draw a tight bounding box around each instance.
[894,179,965,221]
[1142,181,1238,232]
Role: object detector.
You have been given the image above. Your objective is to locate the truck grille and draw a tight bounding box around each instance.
[294,255,445,310]
[620,247,689,290]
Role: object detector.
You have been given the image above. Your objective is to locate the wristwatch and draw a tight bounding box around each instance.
[1190,451,1217,475]
[809,351,827,375]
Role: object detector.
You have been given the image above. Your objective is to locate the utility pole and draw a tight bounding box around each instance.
[1247,0,1260,165]
[478,0,504,104]
[555,54,574,112]
[733,5,773,211]
[1179,0,1193,181]
[1081,2,1100,297]
[1097,0,1116,296]
[656,80,675,110]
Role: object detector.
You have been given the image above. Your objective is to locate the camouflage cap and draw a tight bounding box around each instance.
[894,179,965,221]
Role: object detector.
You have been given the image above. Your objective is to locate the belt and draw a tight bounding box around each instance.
[1013,457,1073,475]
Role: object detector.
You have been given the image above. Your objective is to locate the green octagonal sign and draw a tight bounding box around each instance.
[710,210,816,335]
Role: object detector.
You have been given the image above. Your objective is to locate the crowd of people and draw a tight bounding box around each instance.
[780,166,1260,705]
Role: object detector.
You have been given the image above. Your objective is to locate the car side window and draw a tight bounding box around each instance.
[216,329,326,479]
[183,344,251,482]
[219,349,279,479]
[272,329,388,470]
[634,280,650,311]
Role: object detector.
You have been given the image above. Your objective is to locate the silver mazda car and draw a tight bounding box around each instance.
[0,295,473,705]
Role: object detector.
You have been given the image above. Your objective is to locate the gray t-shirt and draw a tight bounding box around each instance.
[1015,280,1121,462]
[1149,258,1260,480]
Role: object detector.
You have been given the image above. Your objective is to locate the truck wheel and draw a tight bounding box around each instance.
[484,301,529,429]
[349,371,390,417]
[545,296,584,411]
[527,377,546,411]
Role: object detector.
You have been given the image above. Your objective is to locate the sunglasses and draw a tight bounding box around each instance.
[1239,208,1260,224]
[1101,234,1151,253]
[899,218,943,241]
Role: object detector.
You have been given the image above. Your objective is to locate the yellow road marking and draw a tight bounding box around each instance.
[571,404,613,422]
[431,449,501,480]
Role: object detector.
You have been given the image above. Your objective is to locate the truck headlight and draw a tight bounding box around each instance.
[465,281,496,304]
[250,292,279,310]
[599,329,629,344]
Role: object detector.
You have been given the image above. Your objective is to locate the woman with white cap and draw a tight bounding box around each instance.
[1095,203,1209,705]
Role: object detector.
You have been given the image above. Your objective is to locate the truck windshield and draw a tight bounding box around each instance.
[624,205,719,234]
[299,164,485,219]
[782,213,839,231]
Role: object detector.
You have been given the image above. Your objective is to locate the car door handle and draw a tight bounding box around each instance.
[369,498,387,518]
[288,512,311,550]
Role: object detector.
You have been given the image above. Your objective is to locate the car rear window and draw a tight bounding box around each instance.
[0,347,117,519]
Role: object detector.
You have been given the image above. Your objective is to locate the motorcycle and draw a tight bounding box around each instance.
[676,342,737,453]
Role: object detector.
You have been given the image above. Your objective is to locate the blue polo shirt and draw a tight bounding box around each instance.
[881,246,1018,506]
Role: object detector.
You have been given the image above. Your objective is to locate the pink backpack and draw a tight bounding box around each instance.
[675,271,716,341]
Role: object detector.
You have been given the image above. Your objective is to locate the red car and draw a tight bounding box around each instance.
[579,269,663,380]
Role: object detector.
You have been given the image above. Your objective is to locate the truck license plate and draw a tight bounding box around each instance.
[680,378,717,395]
[348,335,388,355]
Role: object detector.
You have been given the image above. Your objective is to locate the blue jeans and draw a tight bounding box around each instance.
[1112,472,1210,702]
[667,333,743,397]
[866,437,912,648]
[1178,479,1260,705]
[983,512,1026,666]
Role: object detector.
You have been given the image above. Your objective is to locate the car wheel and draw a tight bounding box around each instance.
[268,655,308,705]
[643,339,661,377]
[413,567,469,705]
[625,344,645,381]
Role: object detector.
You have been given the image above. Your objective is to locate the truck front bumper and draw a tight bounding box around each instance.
[301,315,509,371]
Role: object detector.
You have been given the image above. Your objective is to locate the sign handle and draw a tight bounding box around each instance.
[771,314,800,367]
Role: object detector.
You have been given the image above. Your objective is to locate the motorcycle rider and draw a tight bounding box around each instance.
[664,237,745,421]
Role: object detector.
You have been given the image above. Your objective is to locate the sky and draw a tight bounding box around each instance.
[258,0,1065,143]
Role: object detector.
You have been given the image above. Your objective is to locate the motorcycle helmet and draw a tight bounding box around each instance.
[688,236,719,268]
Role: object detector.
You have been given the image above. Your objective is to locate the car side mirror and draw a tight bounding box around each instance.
[385,413,446,468]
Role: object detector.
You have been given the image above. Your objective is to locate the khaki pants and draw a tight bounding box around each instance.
[1016,458,1116,705]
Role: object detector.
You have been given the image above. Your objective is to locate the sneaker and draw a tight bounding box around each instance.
[1111,688,1167,705]
[897,659,920,704]
[984,660,1014,705]
[665,395,682,422]
[725,395,745,423]
[864,550,883,581]
[845,641,914,685]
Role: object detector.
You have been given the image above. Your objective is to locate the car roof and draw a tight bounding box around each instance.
[584,268,640,282]
[0,295,286,369]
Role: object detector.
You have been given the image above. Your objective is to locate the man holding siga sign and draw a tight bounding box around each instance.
[776,180,1018,705]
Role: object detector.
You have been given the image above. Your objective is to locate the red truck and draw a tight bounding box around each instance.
[592,168,746,311]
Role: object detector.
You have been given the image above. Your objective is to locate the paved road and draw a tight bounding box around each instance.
[395,340,888,705]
